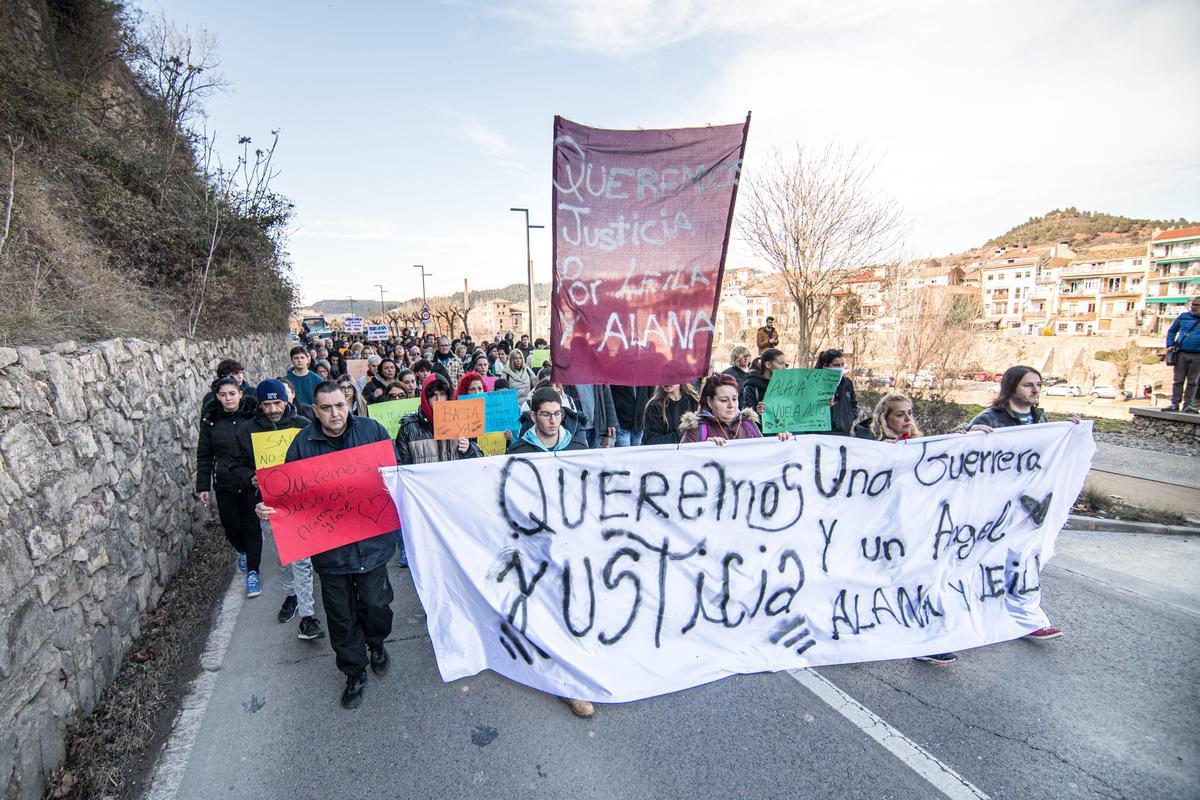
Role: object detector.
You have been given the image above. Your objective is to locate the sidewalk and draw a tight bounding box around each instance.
[1091,441,1200,490]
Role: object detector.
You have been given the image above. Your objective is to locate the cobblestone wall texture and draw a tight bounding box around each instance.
[0,334,287,800]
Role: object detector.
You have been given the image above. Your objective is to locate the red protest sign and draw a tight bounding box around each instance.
[432,398,485,440]
[257,439,399,565]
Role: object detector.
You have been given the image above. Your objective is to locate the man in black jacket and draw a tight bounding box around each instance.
[256,381,398,709]
[232,380,324,641]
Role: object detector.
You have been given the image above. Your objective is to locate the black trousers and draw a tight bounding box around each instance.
[319,565,394,677]
[214,488,263,572]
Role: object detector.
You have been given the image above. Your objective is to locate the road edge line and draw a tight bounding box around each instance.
[788,668,990,800]
[142,573,244,800]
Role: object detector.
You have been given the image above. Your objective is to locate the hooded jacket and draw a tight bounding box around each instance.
[679,408,763,443]
[506,426,588,454]
[195,393,258,493]
[283,413,397,575]
[739,372,771,412]
[642,394,699,446]
[231,401,311,493]
[516,403,589,447]
[396,374,483,465]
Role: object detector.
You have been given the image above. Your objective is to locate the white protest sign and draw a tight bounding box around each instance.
[366,324,388,341]
[383,423,1094,703]
[344,316,364,333]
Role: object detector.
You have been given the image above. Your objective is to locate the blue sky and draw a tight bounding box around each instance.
[148,0,1200,306]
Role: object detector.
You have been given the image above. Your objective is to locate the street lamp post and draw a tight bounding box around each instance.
[510,208,544,345]
[413,265,432,335]
[375,284,387,319]
[347,296,355,316]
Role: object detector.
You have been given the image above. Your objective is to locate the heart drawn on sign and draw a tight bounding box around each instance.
[1019,492,1052,526]
[358,494,392,525]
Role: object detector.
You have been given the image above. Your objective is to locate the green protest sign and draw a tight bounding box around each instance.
[761,368,844,434]
[529,349,551,369]
[367,398,420,438]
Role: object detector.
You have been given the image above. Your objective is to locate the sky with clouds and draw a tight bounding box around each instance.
[148,0,1199,306]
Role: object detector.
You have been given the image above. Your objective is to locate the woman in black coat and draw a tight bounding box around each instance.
[641,384,700,445]
[196,377,261,597]
[815,349,858,436]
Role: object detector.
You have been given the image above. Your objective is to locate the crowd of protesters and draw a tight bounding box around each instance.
[192,317,1119,715]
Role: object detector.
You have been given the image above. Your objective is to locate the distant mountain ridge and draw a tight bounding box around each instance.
[308,282,551,316]
[984,208,1192,251]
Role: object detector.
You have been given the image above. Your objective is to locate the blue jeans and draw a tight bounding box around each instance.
[614,425,643,447]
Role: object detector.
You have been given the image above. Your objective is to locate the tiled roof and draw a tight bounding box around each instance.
[1153,225,1200,242]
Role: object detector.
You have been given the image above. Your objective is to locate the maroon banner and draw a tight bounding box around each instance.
[551,114,750,386]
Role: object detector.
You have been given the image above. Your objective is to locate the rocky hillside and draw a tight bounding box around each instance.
[0,0,295,345]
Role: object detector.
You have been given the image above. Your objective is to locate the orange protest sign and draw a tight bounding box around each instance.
[432,398,485,440]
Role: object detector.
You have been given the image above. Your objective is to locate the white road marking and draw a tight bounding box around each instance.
[789,668,990,800]
[143,575,244,800]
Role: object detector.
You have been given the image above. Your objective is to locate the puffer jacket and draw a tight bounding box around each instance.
[679,408,763,443]
[396,411,483,464]
[968,405,1048,429]
[829,376,858,436]
[231,402,310,493]
[1167,310,1200,352]
[195,396,258,493]
[284,414,397,575]
[740,372,770,411]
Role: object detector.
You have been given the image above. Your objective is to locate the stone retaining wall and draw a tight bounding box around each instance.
[0,334,288,800]
[1128,407,1200,445]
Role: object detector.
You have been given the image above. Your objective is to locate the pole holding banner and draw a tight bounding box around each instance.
[550,114,751,386]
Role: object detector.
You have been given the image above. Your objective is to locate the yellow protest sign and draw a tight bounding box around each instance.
[477,431,509,457]
[251,428,301,469]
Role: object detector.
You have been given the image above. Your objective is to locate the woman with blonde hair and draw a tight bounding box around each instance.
[723,345,753,389]
[642,383,700,445]
[854,393,923,441]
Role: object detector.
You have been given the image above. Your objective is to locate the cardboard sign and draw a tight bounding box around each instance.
[344,316,364,333]
[477,431,509,457]
[367,397,421,439]
[250,428,302,469]
[530,349,551,369]
[346,359,369,383]
[366,324,389,342]
[458,389,520,433]
[258,439,399,565]
[761,368,844,434]
[431,398,486,440]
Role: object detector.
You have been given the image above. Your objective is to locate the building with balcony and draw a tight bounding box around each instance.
[1144,225,1200,333]
[1053,247,1148,335]
[980,244,1075,332]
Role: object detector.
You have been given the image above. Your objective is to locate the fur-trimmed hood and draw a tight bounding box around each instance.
[678,407,759,434]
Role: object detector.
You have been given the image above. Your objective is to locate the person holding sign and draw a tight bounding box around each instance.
[396,374,483,465]
[196,377,261,597]
[681,373,791,445]
[232,380,324,641]
[740,348,787,416]
[255,381,398,710]
[815,349,859,436]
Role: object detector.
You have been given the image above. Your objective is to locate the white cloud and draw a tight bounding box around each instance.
[446,109,515,157]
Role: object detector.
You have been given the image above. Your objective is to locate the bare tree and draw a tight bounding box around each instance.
[0,135,22,260]
[739,144,906,364]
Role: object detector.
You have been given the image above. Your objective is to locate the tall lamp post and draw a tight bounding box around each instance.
[347,296,355,316]
[375,284,387,319]
[413,265,432,335]
[510,208,544,344]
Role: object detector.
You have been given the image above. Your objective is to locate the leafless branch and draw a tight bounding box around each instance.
[0,135,23,260]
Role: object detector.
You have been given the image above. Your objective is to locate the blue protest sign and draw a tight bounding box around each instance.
[459,389,521,433]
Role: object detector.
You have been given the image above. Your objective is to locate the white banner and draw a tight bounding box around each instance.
[366,324,388,341]
[343,316,364,333]
[383,423,1094,703]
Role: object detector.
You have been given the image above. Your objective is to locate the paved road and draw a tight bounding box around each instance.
[143,529,1200,800]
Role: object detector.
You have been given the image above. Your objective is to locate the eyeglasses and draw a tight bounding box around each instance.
[535,410,564,420]
[386,393,405,399]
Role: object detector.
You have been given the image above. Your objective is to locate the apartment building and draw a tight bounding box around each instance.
[1144,225,1200,334]
[979,244,1075,332]
[1053,247,1147,335]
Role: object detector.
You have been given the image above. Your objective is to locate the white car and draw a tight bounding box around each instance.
[1043,383,1082,397]
[1089,385,1119,399]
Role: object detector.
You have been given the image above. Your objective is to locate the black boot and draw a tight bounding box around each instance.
[369,643,389,677]
[340,672,367,709]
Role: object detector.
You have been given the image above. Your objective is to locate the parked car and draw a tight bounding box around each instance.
[1089,385,1130,400]
[1043,383,1083,397]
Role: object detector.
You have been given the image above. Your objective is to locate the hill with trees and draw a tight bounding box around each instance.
[0,0,295,345]
[307,282,551,317]
[984,208,1192,251]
